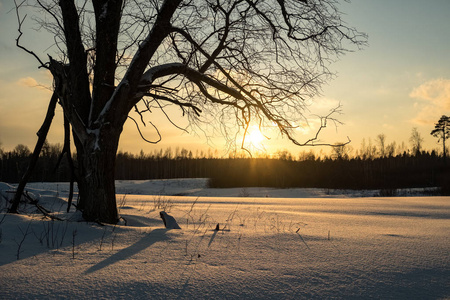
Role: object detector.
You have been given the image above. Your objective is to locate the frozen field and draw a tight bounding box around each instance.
[0,179,449,299]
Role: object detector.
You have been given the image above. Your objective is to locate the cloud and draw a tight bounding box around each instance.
[410,78,450,125]
[17,77,39,87]
[312,97,341,110]
[16,76,51,92]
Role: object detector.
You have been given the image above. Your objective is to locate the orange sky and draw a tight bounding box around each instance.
[1,1,450,157]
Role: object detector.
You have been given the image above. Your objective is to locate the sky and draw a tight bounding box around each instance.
[1,0,450,157]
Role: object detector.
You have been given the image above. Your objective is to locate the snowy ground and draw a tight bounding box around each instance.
[0,179,449,299]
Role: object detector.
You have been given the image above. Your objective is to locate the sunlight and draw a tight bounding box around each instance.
[247,126,265,148]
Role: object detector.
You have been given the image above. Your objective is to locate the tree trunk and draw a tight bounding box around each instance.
[443,133,446,166]
[75,126,121,224]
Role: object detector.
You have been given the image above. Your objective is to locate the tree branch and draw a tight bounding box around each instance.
[14,0,48,69]
[143,92,202,117]
[9,92,58,214]
[128,116,162,144]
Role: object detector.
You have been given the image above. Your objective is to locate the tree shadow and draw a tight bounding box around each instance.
[0,214,101,266]
[207,230,218,248]
[84,228,169,274]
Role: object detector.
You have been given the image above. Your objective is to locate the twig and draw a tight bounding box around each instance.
[72,229,77,259]
[23,192,64,221]
[98,227,108,251]
[296,228,310,250]
[14,0,48,69]
[128,116,162,144]
[15,221,32,260]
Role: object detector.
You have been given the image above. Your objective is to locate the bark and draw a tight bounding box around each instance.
[75,125,122,224]
[443,132,447,166]
[58,0,91,124]
[91,0,123,122]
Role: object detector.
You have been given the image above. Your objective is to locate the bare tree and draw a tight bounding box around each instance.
[409,127,424,156]
[360,138,377,160]
[385,141,396,157]
[376,133,386,158]
[431,115,450,164]
[331,142,351,160]
[13,0,366,223]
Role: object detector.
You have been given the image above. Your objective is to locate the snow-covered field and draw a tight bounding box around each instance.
[0,179,449,299]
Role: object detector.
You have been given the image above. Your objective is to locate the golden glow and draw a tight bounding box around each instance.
[246,126,265,149]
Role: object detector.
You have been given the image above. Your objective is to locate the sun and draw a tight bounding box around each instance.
[247,127,265,148]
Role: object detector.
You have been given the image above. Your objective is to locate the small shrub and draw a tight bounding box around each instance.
[118,194,127,209]
[239,188,250,197]
[152,195,173,212]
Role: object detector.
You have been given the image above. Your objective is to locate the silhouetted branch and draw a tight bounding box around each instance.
[290,104,350,147]
[14,0,48,69]
[128,116,162,144]
[144,92,202,117]
[9,92,58,214]
[53,115,76,213]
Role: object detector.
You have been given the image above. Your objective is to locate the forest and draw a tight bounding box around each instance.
[1,133,449,195]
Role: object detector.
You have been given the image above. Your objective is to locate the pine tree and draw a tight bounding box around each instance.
[431,115,450,164]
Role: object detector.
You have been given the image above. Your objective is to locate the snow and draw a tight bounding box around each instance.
[140,63,185,84]
[1,179,449,299]
[86,128,101,151]
[94,79,129,127]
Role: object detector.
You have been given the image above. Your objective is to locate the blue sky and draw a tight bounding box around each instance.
[1,0,450,156]
[312,0,450,153]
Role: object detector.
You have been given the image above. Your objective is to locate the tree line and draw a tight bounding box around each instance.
[0,142,71,183]
[1,130,449,195]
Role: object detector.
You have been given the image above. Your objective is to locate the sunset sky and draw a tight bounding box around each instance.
[1,0,450,157]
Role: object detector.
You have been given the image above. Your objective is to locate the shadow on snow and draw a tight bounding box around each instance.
[84,228,169,274]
